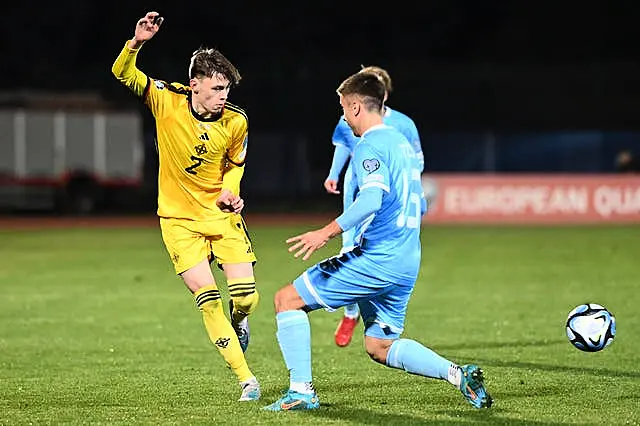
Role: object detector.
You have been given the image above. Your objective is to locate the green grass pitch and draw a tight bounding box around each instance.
[0,223,638,425]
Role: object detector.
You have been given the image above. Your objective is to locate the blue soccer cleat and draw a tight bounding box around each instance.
[263,390,320,411]
[459,364,493,408]
[229,300,250,352]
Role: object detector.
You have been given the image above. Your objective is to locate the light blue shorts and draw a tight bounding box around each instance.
[293,248,415,339]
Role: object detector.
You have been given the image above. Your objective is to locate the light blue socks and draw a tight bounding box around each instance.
[276,310,312,386]
[386,338,453,380]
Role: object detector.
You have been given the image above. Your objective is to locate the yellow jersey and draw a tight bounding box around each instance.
[112,42,248,220]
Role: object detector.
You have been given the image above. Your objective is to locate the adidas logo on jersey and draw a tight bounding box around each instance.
[199,132,209,141]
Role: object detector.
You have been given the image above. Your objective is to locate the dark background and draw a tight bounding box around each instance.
[2,1,640,211]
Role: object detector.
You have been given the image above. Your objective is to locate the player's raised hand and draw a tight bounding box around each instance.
[324,178,340,195]
[132,12,163,45]
[216,189,244,214]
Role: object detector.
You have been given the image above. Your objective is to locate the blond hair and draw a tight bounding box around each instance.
[359,65,392,93]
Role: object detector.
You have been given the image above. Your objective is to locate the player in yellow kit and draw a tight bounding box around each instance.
[112,11,260,401]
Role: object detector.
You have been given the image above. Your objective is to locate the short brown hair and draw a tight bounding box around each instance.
[360,65,392,93]
[337,72,386,112]
[189,47,241,86]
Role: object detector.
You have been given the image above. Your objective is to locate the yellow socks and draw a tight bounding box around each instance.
[227,277,259,325]
[194,284,253,383]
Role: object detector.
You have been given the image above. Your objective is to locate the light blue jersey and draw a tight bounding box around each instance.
[350,124,426,282]
[331,107,423,251]
[295,124,426,337]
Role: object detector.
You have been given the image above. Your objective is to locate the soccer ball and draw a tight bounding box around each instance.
[566,303,616,352]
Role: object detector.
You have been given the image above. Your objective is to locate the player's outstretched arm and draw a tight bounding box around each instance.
[286,221,343,261]
[286,188,383,261]
[111,11,163,97]
[325,119,352,194]
[324,144,350,194]
[408,119,425,172]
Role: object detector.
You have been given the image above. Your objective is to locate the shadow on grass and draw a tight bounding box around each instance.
[433,339,566,352]
[306,405,567,425]
[430,339,637,379]
[474,358,640,379]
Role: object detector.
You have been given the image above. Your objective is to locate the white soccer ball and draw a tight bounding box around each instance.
[566,303,616,352]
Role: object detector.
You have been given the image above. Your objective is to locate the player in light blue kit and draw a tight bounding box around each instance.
[324,66,424,347]
[265,71,492,411]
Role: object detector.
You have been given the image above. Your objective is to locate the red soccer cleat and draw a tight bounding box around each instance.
[334,316,358,347]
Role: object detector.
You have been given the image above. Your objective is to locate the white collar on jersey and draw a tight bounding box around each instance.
[361,124,392,138]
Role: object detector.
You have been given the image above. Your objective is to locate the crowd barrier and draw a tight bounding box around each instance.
[422,174,640,224]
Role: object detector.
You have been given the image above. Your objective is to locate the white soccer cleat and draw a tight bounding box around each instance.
[238,377,261,401]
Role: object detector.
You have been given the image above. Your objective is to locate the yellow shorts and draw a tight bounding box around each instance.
[160,215,257,274]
